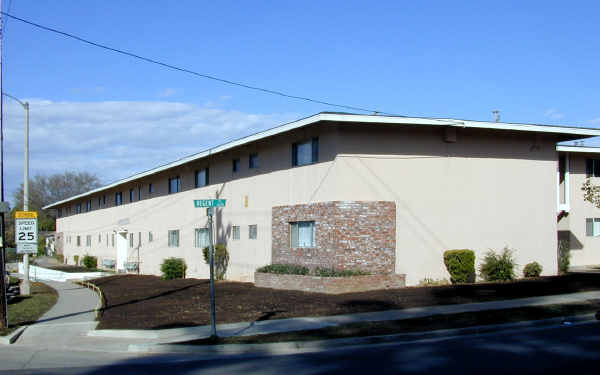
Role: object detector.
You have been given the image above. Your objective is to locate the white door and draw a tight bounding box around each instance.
[116,231,128,272]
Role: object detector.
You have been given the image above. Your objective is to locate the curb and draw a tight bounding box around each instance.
[128,313,599,355]
[75,280,105,320]
[0,326,27,345]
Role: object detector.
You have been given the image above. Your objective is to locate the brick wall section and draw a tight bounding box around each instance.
[272,201,396,273]
[255,272,406,294]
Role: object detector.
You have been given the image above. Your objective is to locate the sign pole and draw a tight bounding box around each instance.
[207,207,217,339]
[0,0,9,330]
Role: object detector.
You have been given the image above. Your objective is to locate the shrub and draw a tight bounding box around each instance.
[523,261,543,278]
[479,247,516,282]
[82,254,97,269]
[161,257,187,280]
[257,264,309,275]
[54,254,64,264]
[558,239,570,275]
[74,255,80,266]
[202,244,230,280]
[418,277,451,287]
[443,249,475,284]
[37,236,46,256]
[313,267,370,277]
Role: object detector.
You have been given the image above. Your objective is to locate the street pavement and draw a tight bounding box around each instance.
[1,315,598,374]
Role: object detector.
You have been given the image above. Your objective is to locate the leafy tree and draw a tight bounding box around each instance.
[582,179,600,208]
[5,171,102,246]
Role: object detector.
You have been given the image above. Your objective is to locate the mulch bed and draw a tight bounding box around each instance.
[90,273,600,330]
[43,265,102,273]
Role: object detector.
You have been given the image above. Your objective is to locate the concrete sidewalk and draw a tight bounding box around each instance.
[13,279,102,349]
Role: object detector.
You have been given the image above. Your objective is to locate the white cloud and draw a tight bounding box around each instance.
[2,99,297,202]
[158,88,177,98]
[589,118,600,126]
[544,108,564,120]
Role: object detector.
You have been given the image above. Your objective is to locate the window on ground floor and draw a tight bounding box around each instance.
[86,235,91,247]
[111,234,115,247]
[586,218,600,236]
[129,233,134,247]
[232,226,240,240]
[168,230,180,247]
[290,221,316,247]
[195,228,210,248]
[98,234,101,243]
[248,224,257,240]
[76,236,81,247]
[148,231,153,242]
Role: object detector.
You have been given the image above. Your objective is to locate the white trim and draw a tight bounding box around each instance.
[558,153,570,213]
[556,145,600,153]
[44,112,600,209]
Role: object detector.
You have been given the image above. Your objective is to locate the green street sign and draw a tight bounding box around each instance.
[194,199,226,208]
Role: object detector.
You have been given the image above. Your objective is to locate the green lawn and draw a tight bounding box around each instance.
[0,282,59,336]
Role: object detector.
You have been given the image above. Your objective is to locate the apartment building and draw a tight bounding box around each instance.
[44,112,600,286]
[556,145,600,268]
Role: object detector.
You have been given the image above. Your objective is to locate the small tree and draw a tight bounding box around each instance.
[74,255,80,266]
[37,236,46,256]
[443,249,475,284]
[558,239,570,275]
[203,244,229,280]
[82,254,97,269]
[582,179,600,208]
[161,257,187,280]
[479,247,516,282]
[523,261,543,278]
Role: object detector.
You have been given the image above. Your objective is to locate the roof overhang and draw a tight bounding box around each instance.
[43,112,600,209]
[556,145,600,153]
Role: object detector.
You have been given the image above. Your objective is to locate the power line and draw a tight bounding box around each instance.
[1,11,399,116]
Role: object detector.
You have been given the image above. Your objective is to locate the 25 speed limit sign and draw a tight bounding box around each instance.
[15,211,38,254]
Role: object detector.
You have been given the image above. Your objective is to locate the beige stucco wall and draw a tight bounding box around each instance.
[56,122,560,285]
[558,153,600,266]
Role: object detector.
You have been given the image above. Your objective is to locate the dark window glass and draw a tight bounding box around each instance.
[195,168,209,188]
[57,208,62,217]
[148,183,153,193]
[129,188,135,202]
[103,195,106,205]
[232,159,240,173]
[115,192,123,206]
[76,204,81,214]
[292,137,319,166]
[249,153,258,169]
[168,177,181,194]
[138,187,142,200]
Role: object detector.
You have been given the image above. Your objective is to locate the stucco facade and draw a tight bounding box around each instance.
[557,147,600,267]
[47,113,600,286]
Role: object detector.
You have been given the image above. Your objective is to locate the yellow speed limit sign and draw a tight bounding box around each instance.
[15,211,38,254]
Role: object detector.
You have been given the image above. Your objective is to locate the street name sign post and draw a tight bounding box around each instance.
[194,199,226,339]
[15,211,37,254]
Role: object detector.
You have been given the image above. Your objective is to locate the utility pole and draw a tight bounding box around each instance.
[0,0,9,329]
[207,207,217,340]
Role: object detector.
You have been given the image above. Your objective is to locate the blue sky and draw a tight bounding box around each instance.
[2,0,600,201]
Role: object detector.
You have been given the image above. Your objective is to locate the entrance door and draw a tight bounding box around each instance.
[116,231,128,272]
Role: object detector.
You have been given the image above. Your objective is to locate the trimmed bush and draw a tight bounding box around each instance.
[82,254,97,269]
[313,267,370,277]
[257,264,309,275]
[558,239,570,275]
[443,249,475,284]
[418,277,451,287]
[74,255,80,266]
[523,261,543,278]
[479,247,516,282]
[161,257,187,280]
[202,244,230,280]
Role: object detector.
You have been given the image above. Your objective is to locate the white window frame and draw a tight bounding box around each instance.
[168,230,180,247]
[232,225,240,240]
[248,224,257,239]
[195,228,210,248]
[586,218,600,237]
[290,221,316,248]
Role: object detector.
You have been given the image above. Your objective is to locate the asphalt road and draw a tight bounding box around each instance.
[3,320,600,374]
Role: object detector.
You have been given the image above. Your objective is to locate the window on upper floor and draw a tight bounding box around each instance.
[103,195,106,205]
[232,158,240,173]
[195,168,209,188]
[98,197,102,207]
[57,208,62,218]
[66,207,71,215]
[586,159,600,177]
[290,221,316,247]
[168,230,180,247]
[76,204,82,214]
[168,177,181,194]
[148,183,154,194]
[115,192,123,206]
[129,188,135,202]
[138,186,142,201]
[292,138,319,167]
[249,153,259,169]
[86,200,92,212]
[586,218,600,236]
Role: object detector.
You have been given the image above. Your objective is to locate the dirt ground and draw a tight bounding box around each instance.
[91,273,600,330]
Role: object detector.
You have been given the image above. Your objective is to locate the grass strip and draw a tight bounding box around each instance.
[0,282,59,336]
[180,301,600,346]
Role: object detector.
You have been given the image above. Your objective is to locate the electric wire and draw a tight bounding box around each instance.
[1,11,399,116]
